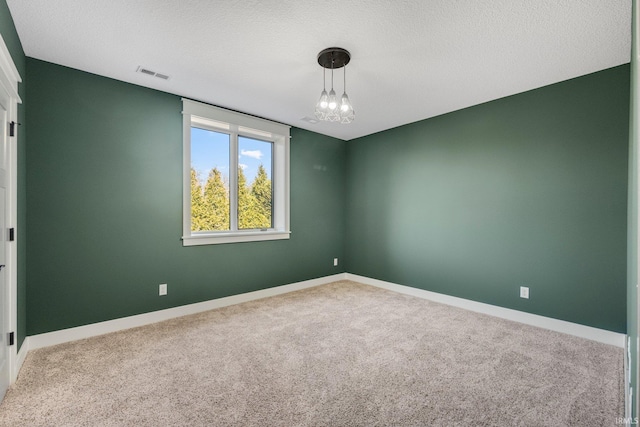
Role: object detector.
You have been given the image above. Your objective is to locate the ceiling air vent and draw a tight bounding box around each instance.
[136,66,170,80]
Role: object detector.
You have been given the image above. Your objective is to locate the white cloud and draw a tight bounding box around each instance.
[240,149,263,160]
[239,163,248,170]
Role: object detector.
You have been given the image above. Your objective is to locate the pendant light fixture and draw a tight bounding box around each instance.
[315,47,355,123]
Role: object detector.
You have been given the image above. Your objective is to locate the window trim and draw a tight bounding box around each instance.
[182,99,290,246]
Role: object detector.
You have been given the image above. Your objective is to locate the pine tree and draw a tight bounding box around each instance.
[190,168,208,231]
[204,168,229,230]
[251,164,272,228]
[238,167,268,229]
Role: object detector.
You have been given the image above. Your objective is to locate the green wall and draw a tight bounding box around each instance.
[25,59,345,334]
[0,0,26,350]
[346,65,630,333]
[15,19,634,341]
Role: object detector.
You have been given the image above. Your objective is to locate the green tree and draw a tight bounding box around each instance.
[251,164,272,228]
[190,168,209,231]
[204,167,229,230]
[238,167,268,229]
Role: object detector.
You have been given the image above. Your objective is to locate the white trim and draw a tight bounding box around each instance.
[182,231,290,246]
[346,273,626,348]
[13,337,28,382]
[0,35,20,102]
[632,0,640,420]
[0,33,20,391]
[14,271,626,386]
[25,272,624,351]
[182,99,290,137]
[182,105,192,240]
[182,98,291,246]
[6,75,17,386]
[627,335,632,424]
[229,131,239,232]
[28,273,347,350]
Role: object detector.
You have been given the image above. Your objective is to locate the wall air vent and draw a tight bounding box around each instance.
[136,66,170,80]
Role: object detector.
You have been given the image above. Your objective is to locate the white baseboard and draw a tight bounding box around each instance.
[13,337,29,383]
[346,273,626,348]
[22,271,624,357]
[28,273,347,351]
[625,336,631,423]
[26,272,625,351]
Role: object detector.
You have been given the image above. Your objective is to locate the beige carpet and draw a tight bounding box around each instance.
[0,280,624,426]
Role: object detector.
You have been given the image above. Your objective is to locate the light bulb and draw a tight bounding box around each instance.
[328,89,338,110]
[315,89,329,120]
[318,90,328,109]
[339,93,355,124]
[340,94,349,112]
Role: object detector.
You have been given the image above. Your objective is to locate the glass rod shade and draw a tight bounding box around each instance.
[339,93,355,123]
[314,89,329,120]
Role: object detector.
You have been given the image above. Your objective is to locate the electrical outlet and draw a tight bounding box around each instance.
[159,283,167,296]
[520,286,529,299]
[333,258,338,266]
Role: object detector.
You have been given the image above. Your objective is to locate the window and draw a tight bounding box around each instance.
[182,99,290,245]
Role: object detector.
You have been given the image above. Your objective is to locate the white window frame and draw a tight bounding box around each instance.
[182,99,290,246]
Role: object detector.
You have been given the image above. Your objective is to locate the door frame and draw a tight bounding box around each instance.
[0,33,21,384]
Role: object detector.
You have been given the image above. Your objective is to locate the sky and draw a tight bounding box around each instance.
[191,127,272,187]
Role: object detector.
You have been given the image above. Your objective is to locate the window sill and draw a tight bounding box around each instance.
[182,230,291,246]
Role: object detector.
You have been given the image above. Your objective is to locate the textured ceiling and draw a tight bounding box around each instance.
[6,0,632,141]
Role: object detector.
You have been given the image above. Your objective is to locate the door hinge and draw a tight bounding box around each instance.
[8,332,14,346]
[8,228,14,242]
[9,121,21,137]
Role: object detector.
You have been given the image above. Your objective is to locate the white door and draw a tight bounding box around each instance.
[0,83,9,400]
